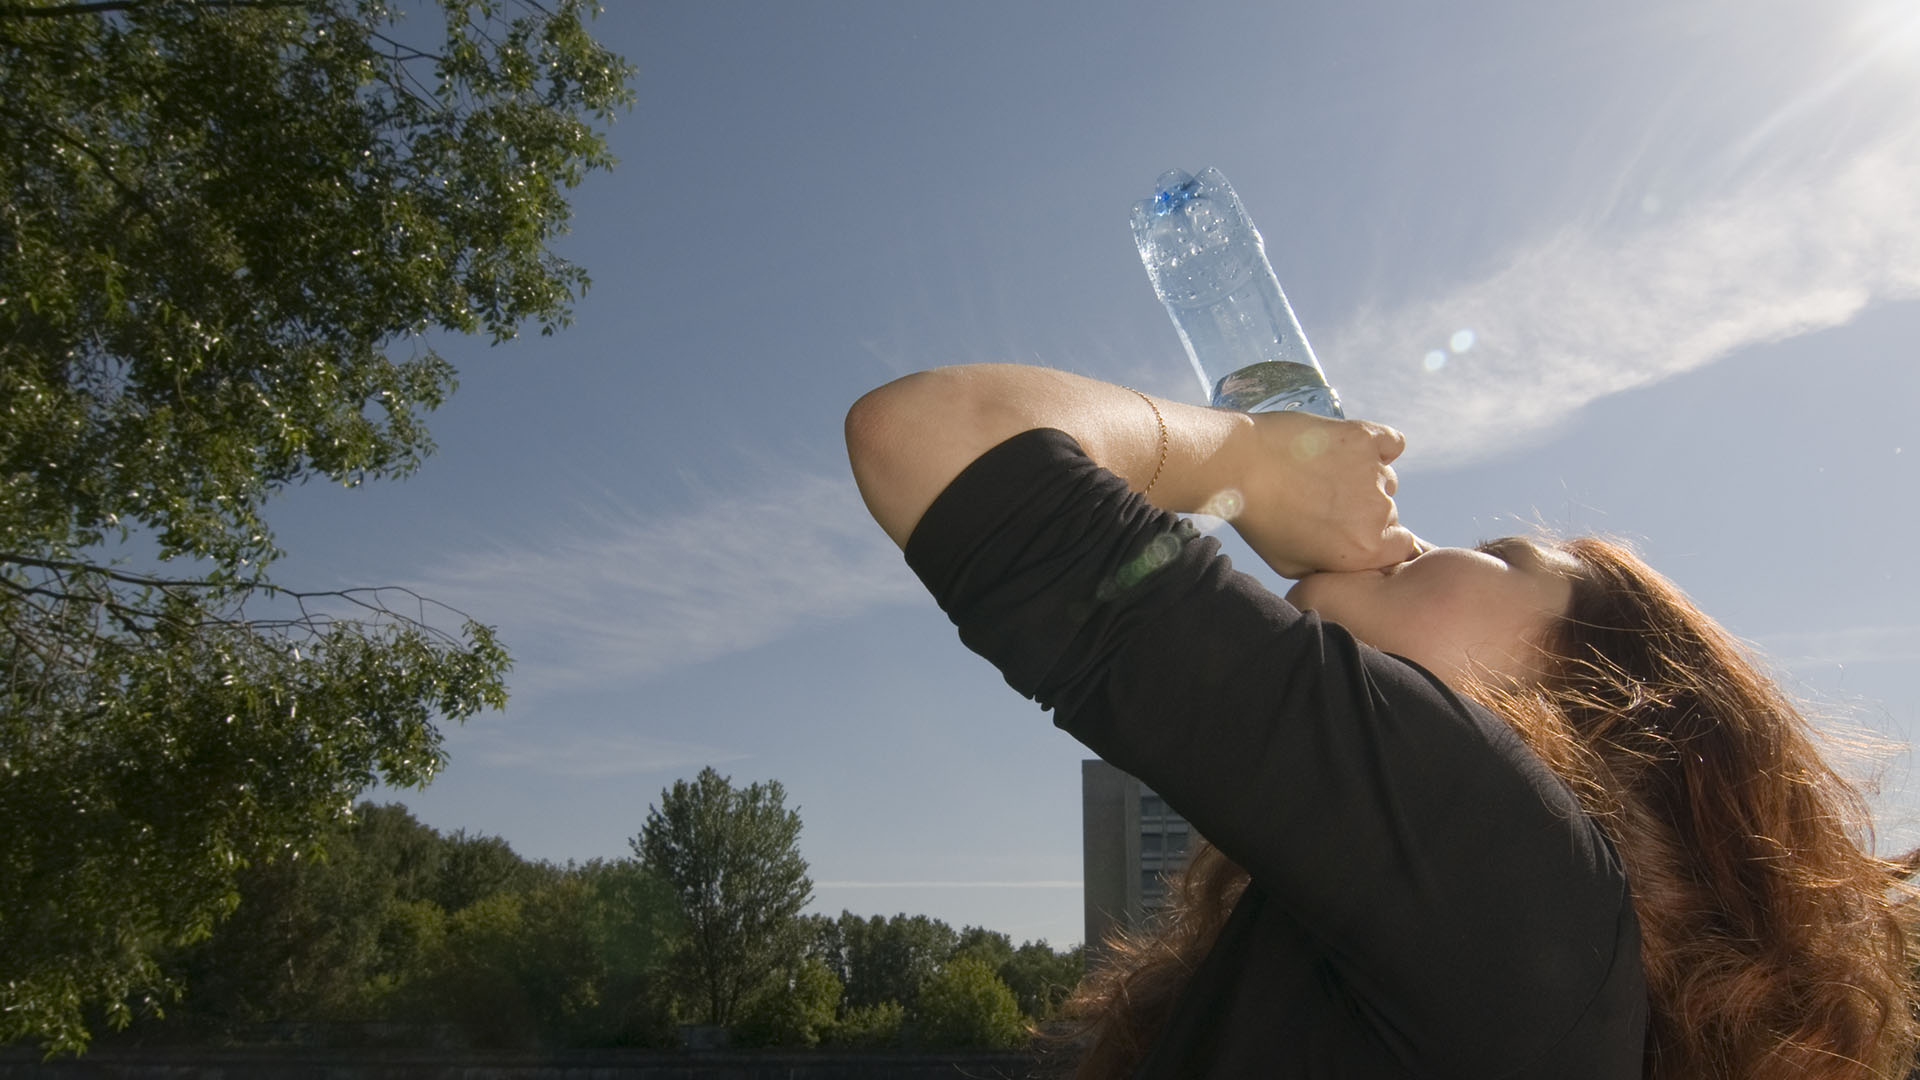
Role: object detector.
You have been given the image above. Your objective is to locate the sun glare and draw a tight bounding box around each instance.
[1850,1,1920,66]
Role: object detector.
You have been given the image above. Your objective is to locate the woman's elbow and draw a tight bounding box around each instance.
[843,381,892,463]
[845,371,945,547]
[845,375,919,473]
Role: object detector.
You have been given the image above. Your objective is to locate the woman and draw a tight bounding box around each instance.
[845,363,1918,1079]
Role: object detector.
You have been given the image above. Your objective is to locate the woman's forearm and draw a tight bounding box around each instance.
[845,364,1251,548]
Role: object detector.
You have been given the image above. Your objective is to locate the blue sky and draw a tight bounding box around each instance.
[274,0,1920,947]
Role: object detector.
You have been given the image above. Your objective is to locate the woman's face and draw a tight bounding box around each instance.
[1284,537,1580,691]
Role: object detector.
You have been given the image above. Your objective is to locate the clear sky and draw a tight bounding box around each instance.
[272,0,1920,948]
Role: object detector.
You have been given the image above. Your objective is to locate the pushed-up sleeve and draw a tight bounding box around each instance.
[903,428,1639,1076]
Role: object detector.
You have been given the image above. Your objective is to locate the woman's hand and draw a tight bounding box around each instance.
[1221,411,1421,579]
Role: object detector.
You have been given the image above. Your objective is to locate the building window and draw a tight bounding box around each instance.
[1140,794,1166,819]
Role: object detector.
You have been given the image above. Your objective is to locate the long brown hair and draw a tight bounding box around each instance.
[1065,537,1919,1079]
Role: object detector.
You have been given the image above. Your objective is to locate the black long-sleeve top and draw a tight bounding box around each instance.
[902,429,1647,1079]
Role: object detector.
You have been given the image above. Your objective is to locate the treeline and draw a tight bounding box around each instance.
[102,781,1080,1052]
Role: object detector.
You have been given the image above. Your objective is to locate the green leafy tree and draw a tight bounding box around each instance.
[836,911,957,1014]
[0,0,632,1052]
[404,891,542,1048]
[635,768,812,1027]
[496,879,609,1044]
[996,940,1084,1022]
[386,878,609,1049]
[800,911,848,981]
[352,803,454,910]
[364,897,447,1009]
[432,829,547,913]
[912,955,1025,1050]
[121,808,682,1050]
[569,858,683,1047]
[159,830,388,1035]
[367,850,681,1050]
[143,804,472,1037]
[951,925,1014,971]
[731,955,841,1048]
[826,1000,906,1049]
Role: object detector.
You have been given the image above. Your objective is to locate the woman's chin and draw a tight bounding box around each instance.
[1284,566,1379,615]
[1283,575,1318,608]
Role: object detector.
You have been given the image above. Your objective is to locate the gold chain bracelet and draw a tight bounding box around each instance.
[1122,386,1168,496]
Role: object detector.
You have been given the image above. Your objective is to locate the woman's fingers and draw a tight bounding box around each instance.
[1386,525,1426,563]
[1234,412,1421,575]
[1368,422,1406,465]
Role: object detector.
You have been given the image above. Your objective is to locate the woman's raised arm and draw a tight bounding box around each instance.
[844,363,1418,576]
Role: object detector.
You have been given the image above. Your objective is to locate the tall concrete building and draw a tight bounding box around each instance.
[1081,759,1194,959]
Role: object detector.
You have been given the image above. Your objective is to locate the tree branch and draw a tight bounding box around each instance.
[2,552,486,648]
[0,575,180,638]
[7,112,144,203]
[369,29,443,65]
[3,552,229,592]
[0,0,311,17]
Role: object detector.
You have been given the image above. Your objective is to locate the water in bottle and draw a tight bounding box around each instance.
[1131,168,1343,417]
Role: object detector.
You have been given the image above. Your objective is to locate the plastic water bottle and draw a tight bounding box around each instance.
[1131,168,1343,418]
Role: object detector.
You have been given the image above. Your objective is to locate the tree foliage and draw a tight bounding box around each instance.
[825,999,906,1049]
[635,767,813,1027]
[997,940,1084,1022]
[912,955,1025,1050]
[79,785,1071,1053]
[951,925,1015,971]
[394,863,679,1049]
[129,804,680,1050]
[817,911,958,1015]
[806,910,1083,1040]
[0,0,632,1053]
[159,805,425,1032]
[731,955,841,1049]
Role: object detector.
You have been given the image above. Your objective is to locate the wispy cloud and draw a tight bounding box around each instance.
[1335,132,1920,468]
[410,469,920,694]
[416,122,1920,692]
[447,727,751,778]
[1751,625,1920,671]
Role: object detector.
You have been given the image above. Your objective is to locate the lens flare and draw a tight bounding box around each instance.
[1423,349,1448,372]
[1449,328,1476,353]
[1201,488,1244,520]
[1098,531,1188,599]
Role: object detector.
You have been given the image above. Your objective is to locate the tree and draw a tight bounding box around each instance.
[145,804,515,1039]
[826,1000,905,1049]
[732,955,841,1048]
[635,768,812,1027]
[402,891,543,1048]
[568,858,683,1047]
[149,810,681,1050]
[443,878,636,1048]
[952,925,1015,971]
[432,829,547,913]
[351,803,454,911]
[800,911,849,984]
[835,911,957,1014]
[996,940,1084,1022]
[912,955,1026,1050]
[0,0,632,1052]
[158,817,394,1035]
